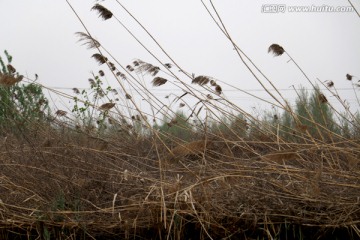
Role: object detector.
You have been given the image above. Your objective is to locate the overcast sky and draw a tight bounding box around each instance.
[1,0,359,116]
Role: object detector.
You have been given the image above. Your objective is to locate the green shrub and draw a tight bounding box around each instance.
[0,50,49,134]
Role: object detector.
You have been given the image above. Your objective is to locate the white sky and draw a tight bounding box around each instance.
[1,0,360,116]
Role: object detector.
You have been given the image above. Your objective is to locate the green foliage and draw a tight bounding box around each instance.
[340,112,360,139]
[156,111,194,142]
[226,85,345,142]
[0,50,49,134]
[71,75,116,134]
[295,86,338,140]
[280,109,294,140]
[212,114,249,139]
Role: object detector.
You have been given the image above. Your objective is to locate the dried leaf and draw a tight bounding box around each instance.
[125,93,132,99]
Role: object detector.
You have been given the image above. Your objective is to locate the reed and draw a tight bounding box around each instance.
[0,2,359,239]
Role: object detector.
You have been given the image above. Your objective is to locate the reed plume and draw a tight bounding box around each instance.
[215,84,222,95]
[91,4,113,20]
[346,74,353,81]
[134,60,160,76]
[116,71,127,80]
[151,77,167,87]
[92,53,108,65]
[75,32,100,49]
[72,88,80,94]
[99,102,115,111]
[318,93,328,103]
[192,76,210,85]
[268,44,285,56]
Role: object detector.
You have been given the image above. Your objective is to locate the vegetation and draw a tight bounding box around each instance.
[0,50,49,135]
[1,2,360,240]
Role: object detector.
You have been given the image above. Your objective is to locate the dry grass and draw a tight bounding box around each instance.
[1,2,359,239]
[0,125,359,239]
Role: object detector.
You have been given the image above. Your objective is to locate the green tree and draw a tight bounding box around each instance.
[279,109,294,140]
[156,111,194,142]
[294,86,338,141]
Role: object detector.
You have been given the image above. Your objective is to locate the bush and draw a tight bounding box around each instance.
[0,50,49,134]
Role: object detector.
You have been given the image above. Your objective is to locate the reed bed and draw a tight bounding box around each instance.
[1,1,360,239]
[1,129,359,239]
